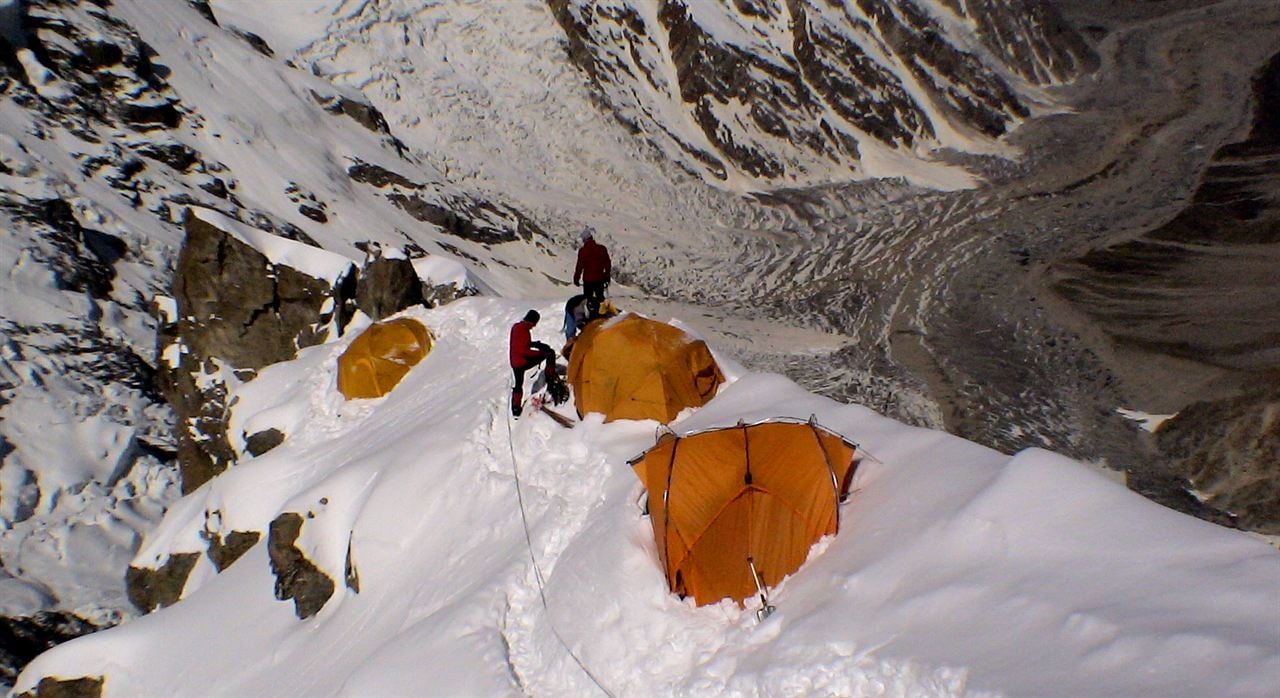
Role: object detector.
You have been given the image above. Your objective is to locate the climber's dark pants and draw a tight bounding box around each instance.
[512,343,556,398]
[583,280,607,315]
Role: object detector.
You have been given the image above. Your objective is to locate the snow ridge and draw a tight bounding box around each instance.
[15,299,1280,697]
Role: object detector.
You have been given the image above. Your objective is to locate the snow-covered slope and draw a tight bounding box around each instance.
[547,0,1095,189]
[1,0,1096,639]
[6,0,1278,692]
[0,0,569,639]
[15,299,1280,697]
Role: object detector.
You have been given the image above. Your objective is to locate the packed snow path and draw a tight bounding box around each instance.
[15,298,1280,697]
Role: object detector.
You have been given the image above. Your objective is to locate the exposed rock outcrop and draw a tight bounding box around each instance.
[1157,384,1280,534]
[15,675,103,698]
[268,513,334,620]
[161,210,356,491]
[344,535,360,593]
[422,278,479,308]
[204,530,262,572]
[124,553,199,614]
[548,0,1096,186]
[172,211,351,369]
[1050,52,1280,529]
[17,0,181,134]
[157,209,470,492]
[309,90,407,155]
[346,160,543,245]
[0,614,99,689]
[244,428,285,458]
[356,254,425,321]
[310,90,392,135]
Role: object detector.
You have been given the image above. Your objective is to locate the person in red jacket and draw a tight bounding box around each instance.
[509,310,557,417]
[573,227,611,316]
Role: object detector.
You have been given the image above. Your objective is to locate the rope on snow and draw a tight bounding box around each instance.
[503,379,617,698]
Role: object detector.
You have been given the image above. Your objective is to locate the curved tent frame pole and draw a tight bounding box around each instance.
[807,414,842,523]
[661,435,680,592]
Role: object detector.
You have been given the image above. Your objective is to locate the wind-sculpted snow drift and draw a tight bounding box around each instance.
[15,299,1280,697]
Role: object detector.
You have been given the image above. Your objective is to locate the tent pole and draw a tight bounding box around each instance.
[748,557,776,622]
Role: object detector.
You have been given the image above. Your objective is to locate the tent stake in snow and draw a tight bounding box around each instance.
[748,557,776,622]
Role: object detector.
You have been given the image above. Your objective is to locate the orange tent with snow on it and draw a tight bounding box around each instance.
[567,313,723,423]
[630,419,858,607]
[337,318,433,400]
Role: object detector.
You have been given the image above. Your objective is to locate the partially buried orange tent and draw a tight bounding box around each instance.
[567,313,723,423]
[337,318,433,399]
[630,420,858,606]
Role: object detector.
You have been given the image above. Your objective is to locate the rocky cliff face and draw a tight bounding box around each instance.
[1,0,186,640]
[156,208,464,495]
[1051,51,1280,531]
[0,0,543,683]
[549,0,1096,188]
[1157,385,1280,534]
[158,211,356,493]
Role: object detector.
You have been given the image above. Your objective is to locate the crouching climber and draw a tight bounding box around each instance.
[509,310,566,416]
[563,293,589,341]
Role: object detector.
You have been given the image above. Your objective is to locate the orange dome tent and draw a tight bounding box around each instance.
[567,313,723,423]
[337,318,433,399]
[629,419,858,606]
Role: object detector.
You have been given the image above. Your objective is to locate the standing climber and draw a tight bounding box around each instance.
[509,310,561,417]
[573,227,611,316]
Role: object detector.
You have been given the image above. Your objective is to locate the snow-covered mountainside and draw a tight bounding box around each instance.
[14,299,1280,697]
[549,0,1095,188]
[3,0,1279,692]
[0,0,1101,639]
[0,0,571,679]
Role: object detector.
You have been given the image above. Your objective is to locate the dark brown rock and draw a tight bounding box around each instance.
[0,613,99,688]
[298,204,327,223]
[230,28,273,58]
[344,534,360,593]
[173,211,349,368]
[345,161,536,244]
[387,193,523,245]
[21,0,181,137]
[197,177,227,199]
[187,0,218,25]
[309,90,391,135]
[244,428,285,457]
[15,676,104,698]
[1052,53,1280,372]
[204,530,262,572]
[346,160,421,189]
[125,552,199,613]
[158,356,235,492]
[134,141,198,171]
[1157,383,1280,534]
[163,210,354,490]
[356,254,425,320]
[268,513,335,620]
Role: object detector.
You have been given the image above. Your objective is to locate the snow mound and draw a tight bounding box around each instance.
[15,299,1280,697]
